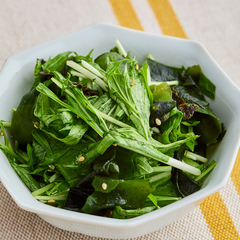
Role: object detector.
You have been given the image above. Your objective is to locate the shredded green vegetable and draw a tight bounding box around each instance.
[0,40,224,219]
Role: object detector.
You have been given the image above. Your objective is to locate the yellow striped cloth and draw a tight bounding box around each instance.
[0,1,240,239]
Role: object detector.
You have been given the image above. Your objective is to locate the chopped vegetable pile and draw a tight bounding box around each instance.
[0,40,225,219]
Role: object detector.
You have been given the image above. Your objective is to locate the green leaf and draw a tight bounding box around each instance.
[112,205,156,219]
[93,146,149,180]
[46,181,70,196]
[32,129,53,155]
[94,52,124,71]
[32,58,44,89]
[92,175,123,193]
[82,179,155,214]
[160,107,184,144]
[36,81,106,137]
[185,65,216,99]
[34,93,89,145]
[108,60,151,140]
[11,88,39,145]
[150,82,173,102]
[11,163,40,192]
[174,85,222,145]
[42,51,72,73]
[107,128,200,175]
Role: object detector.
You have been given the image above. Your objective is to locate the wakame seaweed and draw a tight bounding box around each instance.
[0,40,225,219]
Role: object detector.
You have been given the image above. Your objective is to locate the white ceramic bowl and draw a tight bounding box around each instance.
[0,23,240,239]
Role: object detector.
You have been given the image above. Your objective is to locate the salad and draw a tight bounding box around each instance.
[0,40,225,219]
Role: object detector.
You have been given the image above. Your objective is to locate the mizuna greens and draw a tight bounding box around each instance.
[0,40,224,219]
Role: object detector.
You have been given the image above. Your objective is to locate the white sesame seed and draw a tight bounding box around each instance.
[48,165,55,170]
[34,122,40,129]
[102,183,107,190]
[78,156,85,162]
[155,118,161,126]
[130,80,135,86]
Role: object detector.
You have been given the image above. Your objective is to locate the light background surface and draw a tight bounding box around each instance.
[0,1,240,239]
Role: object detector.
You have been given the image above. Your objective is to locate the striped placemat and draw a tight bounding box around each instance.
[0,1,240,239]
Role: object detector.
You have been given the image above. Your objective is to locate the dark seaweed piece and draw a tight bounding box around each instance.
[173,85,222,145]
[179,74,196,86]
[173,86,209,110]
[178,103,199,120]
[185,65,216,99]
[63,171,97,212]
[171,87,199,120]
[147,59,181,82]
[71,82,99,96]
[93,146,119,179]
[193,112,223,145]
[172,169,201,197]
[93,146,141,180]
[149,101,176,127]
[147,58,216,100]
[171,87,186,106]
[11,88,39,146]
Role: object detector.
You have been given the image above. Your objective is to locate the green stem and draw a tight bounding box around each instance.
[149,172,171,183]
[195,160,217,182]
[147,53,155,60]
[81,60,106,81]
[67,60,108,91]
[0,141,25,163]
[34,194,67,201]
[168,157,201,176]
[32,183,55,197]
[70,69,85,78]
[1,121,11,128]
[49,173,60,183]
[152,166,172,172]
[184,150,208,163]
[150,80,179,86]
[147,196,182,201]
[115,39,127,57]
[96,109,131,129]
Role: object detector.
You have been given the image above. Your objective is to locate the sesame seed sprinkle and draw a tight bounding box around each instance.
[47,199,56,203]
[155,118,161,126]
[48,165,55,170]
[78,156,85,162]
[34,122,39,129]
[102,183,107,190]
[130,80,135,86]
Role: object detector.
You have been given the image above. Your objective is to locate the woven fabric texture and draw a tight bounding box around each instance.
[0,1,240,239]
